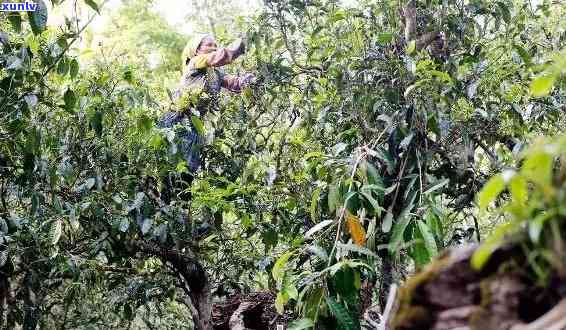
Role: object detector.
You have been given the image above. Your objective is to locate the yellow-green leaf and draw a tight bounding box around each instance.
[509,175,528,205]
[190,115,205,135]
[530,74,556,97]
[521,152,553,186]
[310,187,321,223]
[406,40,416,54]
[477,174,505,212]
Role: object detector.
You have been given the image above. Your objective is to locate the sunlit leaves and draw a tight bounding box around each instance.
[530,75,556,97]
[477,174,505,212]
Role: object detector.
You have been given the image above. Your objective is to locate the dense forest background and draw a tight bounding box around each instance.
[0,0,564,329]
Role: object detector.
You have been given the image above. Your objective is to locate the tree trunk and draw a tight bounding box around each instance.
[133,241,212,329]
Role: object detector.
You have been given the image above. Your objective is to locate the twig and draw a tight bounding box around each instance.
[40,0,108,80]
[378,283,398,330]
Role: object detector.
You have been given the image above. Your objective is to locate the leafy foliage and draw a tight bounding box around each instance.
[0,0,564,328]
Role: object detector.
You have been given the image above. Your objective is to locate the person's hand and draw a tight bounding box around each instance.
[241,73,256,86]
[228,38,246,56]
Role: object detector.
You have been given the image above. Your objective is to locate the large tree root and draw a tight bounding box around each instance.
[212,292,294,330]
[387,245,566,330]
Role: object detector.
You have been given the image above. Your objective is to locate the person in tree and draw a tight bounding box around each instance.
[158,35,254,204]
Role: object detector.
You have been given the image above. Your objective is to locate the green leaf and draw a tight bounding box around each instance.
[328,183,340,213]
[366,163,381,185]
[528,212,552,243]
[423,178,449,195]
[411,233,430,267]
[310,187,321,223]
[272,251,294,283]
[28,0,48,35]
[275,290,289,314]
[190,115,205,135]
[530,74,556,97]
[337,242,378,258]
[286,284,299,300]
[513,44,532,66]
[326,297,358,330]
[288,318,314,330]
[509,175,528,205]
[84,0,100,13]
[57,59,69,76]
[477,174,505,212]
[305,220,333,238]
[389,214,411,254]
[381,209,393,233]
[362,191,383,216]
[417,220,438,258]
[471,220,521,270]
[63,89,76,112]
[377,32,393,45]
[406,40,416,54]
[8,12,22,32]
[49,219,62,245]
[69,59,79,78]
[521,152,552,186]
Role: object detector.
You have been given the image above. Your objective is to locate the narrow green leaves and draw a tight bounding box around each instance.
[326,297,358,330]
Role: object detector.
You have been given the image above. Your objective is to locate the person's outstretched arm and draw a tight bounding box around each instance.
[188,39,246,70]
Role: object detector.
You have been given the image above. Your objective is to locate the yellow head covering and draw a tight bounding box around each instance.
[181,34,213,67]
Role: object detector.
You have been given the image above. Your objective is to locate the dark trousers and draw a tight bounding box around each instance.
[161,172,195,204]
